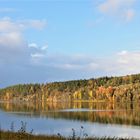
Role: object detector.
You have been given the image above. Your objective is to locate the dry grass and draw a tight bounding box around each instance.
[0,130,137,140]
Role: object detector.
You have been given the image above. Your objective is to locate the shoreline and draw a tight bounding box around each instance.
[0,130,136,140]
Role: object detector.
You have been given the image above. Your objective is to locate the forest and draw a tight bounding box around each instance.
[0,73,140,102]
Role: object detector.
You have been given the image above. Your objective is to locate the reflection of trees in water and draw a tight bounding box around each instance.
[0,101,140,126]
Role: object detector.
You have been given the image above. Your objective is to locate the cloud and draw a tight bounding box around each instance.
[41,44,48,51]
[34,53,100,73]
[94,50,140,76]
[28,43,38,48]
[40,50,140,78]
[0,17,47,31]
[98,0,136,22]
[116,50,140,73]
[29,43,48,64]
[0,17,20,32]
[28,43,48,53]
[0,28,27,63]
[0,17,48,87]
[1,48,140,87]
[30,51,46,63]
[1,17,140,87]
[0,32,26,50]
[0,17,47,63]
[31,53,45,59]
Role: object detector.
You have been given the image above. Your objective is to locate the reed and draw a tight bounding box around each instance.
[0,122,137,140]
[0,130,137,140]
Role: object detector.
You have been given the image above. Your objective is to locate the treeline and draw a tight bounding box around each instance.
[0,74,140,102]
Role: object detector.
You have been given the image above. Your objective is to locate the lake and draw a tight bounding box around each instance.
[0,101,140,139]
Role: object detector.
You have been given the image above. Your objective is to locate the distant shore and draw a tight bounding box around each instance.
[1,73,140,102]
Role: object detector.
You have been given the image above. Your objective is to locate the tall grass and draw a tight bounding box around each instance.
[0,131,137,140]
[0,122,137,140]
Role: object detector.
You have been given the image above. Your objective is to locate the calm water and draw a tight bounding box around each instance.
[0,101,140,138]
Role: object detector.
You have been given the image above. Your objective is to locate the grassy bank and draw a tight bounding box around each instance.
[0,130,137,140]
[0,130,61,140]
[0,122,137,140]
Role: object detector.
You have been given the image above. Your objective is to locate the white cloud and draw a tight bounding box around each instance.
[28,43,38,48]
[31,53,45,59]
[98,0,136,22]
[29,43,48,64]
[0,17,140,85]
[30,53,46,65]
[118,50,128,55]
[0,18,20,32]
[40,54,99,71]
[0,17,47,63]
[0,17,47,31]
[117,51,140,66]
[100,50,140,75]
[54,63,82,70]
[0,33,28,64]
[0,32,26,51]
[41,50,140,78]
[0,17,48,86]
[1,49,140,87]
[41,44,48,51]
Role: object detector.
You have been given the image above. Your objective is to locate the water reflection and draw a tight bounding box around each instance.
[0,110,140,138]
[0,101,140,126]
[0,101,140,138]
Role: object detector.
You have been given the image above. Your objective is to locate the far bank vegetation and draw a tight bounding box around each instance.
[0,74,140,102]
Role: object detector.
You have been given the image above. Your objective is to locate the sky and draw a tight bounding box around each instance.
[0,0,140,88]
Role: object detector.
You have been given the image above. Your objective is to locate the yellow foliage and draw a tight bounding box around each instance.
[89,90,93,98]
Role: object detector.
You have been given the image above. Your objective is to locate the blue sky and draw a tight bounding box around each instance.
[0,0,140,87]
